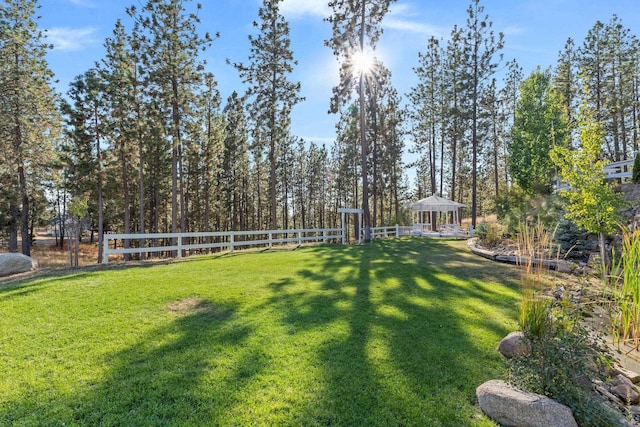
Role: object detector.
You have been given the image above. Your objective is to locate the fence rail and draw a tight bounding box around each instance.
[103,228,344,265]
[604,159,634,180]
[102,223,469,265]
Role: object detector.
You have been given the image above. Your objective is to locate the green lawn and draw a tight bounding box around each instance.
[1,238,520,426]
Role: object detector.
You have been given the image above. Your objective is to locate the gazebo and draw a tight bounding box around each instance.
[410,194,467,235]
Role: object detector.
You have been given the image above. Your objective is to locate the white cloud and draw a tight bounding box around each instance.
[279,0,330,18]
[384,2,449,38]
[502,25,526,36]
[384,18,447,37]
[46,27,98,51]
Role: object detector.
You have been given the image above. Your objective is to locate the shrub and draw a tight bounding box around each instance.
[475,221,501,246]
[496,187,530,236]
[554,218,594,261]
[633,152,640,183]
[496,190,564,237]
[509,318,619,427]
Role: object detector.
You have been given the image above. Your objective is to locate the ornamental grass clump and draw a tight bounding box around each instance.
[610,227,640,351]
[516,220,557,339]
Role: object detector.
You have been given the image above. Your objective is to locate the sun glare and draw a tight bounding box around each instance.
[351,49,375,76]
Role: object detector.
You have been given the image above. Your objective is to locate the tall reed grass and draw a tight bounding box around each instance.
[517,221,558,338]
[611,227,640,350]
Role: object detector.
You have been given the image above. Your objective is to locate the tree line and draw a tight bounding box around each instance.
[409,4,639,227]
[1,0,639,262]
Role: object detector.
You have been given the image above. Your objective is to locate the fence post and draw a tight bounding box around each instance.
[230,233,235,253]
[269,232,273,249]
[177,235,183,258]
[103,237,109,265]
[322,230,327,243]
[298,231,302,246]
[395,224,399,238]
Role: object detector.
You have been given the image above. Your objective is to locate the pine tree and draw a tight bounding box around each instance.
[0,0,60,255]
[444,25,469,203]
[409,36,444,198]
[326,0,396,241]
[221,92,250,232]
[555,38,578,135]
[128,0,214,238]
[461,0,504,227]
[577,17,639,161]
[100,18,149,258]
[60,69,106,261]
[231,0,302,230]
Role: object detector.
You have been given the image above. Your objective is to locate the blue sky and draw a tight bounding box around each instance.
[39,0,640,150]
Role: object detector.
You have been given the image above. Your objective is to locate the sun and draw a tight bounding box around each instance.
[351,49,375,76]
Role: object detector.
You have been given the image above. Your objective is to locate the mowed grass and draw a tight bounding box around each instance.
[1,238,520,426]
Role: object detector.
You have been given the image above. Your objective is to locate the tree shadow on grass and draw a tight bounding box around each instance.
[264,238,520,425]
[1,298,265,426]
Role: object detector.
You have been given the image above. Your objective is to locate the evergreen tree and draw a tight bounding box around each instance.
[0,0,60,255]
[221,92,250,232]
[409,36,444,197]
[578,16,639,162]
[555,38,578,136]
[497,59,522,194]
[128,0,214,237]
[100,18,149,257]
[461,0,504,226]
[444,25,469,203]
[231,0,302,230]
[197,73,224,233]
[326,0,396,241]
[633,152,640,183]
[60,69,106,261]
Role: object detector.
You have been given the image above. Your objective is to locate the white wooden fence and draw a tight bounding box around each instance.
[102,228,344,265]
[101,224,467,265]
[604,159,634,180]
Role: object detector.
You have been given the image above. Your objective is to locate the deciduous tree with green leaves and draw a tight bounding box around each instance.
[550,101,624,279]
[509,67,569,195]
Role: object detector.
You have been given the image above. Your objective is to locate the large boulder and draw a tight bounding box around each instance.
[477,380,578,427]
[498,331,531,359]
[0,253,37,277]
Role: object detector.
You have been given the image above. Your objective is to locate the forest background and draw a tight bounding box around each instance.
[1,0,640,263]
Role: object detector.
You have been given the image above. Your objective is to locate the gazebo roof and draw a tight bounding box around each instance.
[410,194,467,212]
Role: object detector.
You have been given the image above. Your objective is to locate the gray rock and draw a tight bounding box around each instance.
[0,253,37,277]
[498,331,531,359]
[613,365,640,384]
[477,380,578,427]
[610,374,640,404]
[556,260,574,273]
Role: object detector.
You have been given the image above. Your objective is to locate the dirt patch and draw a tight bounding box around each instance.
[168,296,219,316]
